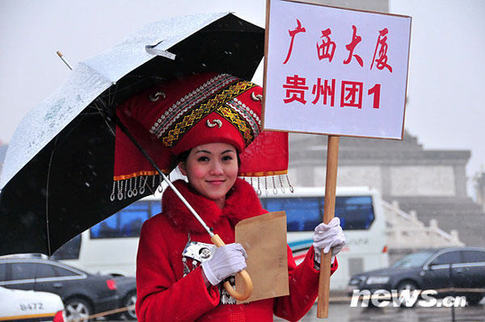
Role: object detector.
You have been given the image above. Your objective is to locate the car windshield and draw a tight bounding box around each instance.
[392,250,435,268]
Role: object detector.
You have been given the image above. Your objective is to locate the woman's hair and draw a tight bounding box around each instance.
[176,149,191,165]
[176,148,241,167]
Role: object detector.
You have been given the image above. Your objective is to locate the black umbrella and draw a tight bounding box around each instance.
[0,12,264,258]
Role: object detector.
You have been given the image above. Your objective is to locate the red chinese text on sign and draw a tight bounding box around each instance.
[265,0,410,139]
[283,74,309,104]
[343,25,364,67]
[371,28,393,73]
[283,19,306,64]
[312,78,336,106]
[368,84,381,109]
[316,28,336,62]
[340,80,364,109]
[282,75,383,110]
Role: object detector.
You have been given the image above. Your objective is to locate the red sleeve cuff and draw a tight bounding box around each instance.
[194,266,221,306]
[308,246,339,275]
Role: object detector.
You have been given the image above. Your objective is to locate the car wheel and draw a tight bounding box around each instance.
[397,280,418,293]
[65,297,92,322]
[397,280,418,308]
[466,294,483,306]
[121,291,137,320]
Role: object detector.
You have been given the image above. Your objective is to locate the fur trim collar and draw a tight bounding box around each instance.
[162,178,265,233]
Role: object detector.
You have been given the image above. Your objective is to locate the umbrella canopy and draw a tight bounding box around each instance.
[0,12,264,256]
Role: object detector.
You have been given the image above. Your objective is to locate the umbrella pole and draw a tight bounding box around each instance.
[56,51,73,70]
[115,117,253,301]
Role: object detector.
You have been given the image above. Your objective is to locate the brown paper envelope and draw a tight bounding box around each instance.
[235,211,289,303]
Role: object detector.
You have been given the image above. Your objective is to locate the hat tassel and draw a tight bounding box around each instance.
[245,174,294,196]
[110,174,162,202]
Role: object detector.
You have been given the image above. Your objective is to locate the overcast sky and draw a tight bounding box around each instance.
[1,0,484,193]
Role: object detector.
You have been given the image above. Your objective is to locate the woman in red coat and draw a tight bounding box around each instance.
[117,73,345,321]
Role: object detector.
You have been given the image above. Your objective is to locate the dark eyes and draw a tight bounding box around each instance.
[197,156,210,162]
[196,155,233,162]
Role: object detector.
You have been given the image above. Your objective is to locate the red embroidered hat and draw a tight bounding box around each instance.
[112,73,289,201]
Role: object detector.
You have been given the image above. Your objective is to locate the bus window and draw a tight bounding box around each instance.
[261,195,375,231]
[151,201,162,216]
[90,200,162,239]
[119,212,146,237]
[335,196,375,230]
[263,197,321,232]
[90,215,119,238]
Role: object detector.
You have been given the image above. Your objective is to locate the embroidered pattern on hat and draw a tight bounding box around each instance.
[225,97,261,140]
[161,80,256,147]
[150,74,238,138]
[216,105,254,146]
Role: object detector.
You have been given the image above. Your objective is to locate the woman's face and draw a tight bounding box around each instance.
[179,142,238,208]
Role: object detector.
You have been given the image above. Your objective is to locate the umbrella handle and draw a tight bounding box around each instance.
[211,234,253,301]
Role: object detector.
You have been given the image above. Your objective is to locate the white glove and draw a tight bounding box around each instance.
[313,217,346,264]
[201,243,247,286]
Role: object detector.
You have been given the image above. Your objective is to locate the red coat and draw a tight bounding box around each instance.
[136,178,337,321]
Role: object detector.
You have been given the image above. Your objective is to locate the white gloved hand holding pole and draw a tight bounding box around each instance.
[313,217,346,265]
[201,243,248,286]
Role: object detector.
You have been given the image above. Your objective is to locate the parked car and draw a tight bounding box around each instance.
[348,247,485,305]
[112,276,137,320]
[0,255,119,321]
[0,286,65,321]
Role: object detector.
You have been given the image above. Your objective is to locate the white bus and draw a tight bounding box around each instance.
[53,196,162,277]
[259,186,389,290]
[54,186,388,290]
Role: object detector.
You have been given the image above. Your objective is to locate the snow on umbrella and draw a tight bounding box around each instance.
[0,12,264,258]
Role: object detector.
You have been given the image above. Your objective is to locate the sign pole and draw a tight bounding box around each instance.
[264,1,411,317]
[317,135,340,318]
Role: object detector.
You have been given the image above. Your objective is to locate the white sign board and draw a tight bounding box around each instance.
[263,0,411,139]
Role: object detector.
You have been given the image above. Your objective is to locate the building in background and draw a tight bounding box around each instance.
[288,131,485,250]
[475,172,485,213]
